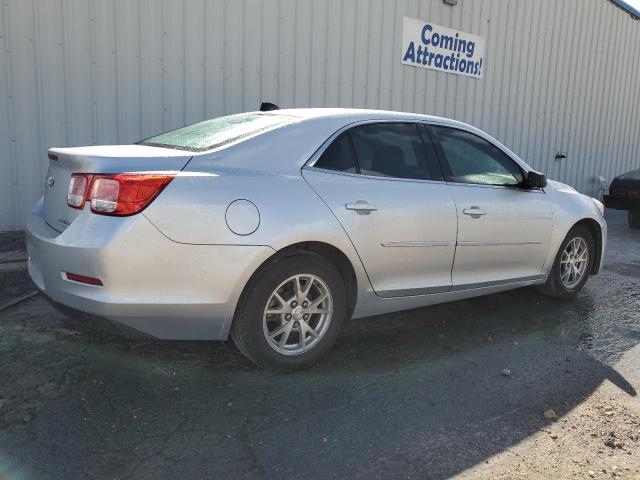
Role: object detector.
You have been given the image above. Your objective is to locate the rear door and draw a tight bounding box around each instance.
[303,122,457,297]
[430,125,553,288]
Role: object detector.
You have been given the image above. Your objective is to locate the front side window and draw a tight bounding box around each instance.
[139,113,294,152]
[432,126,524,187]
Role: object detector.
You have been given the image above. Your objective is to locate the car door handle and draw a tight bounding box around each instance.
[345,201,378,214]
[462,207,487,218]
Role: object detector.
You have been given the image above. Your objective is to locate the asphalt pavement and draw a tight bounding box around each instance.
[0,211,638,479]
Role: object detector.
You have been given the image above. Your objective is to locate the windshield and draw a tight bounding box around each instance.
[139,113,293,152]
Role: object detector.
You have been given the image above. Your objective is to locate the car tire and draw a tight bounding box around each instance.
[230,251,347,371]
[629,210,640,229]
[537,225,595,299]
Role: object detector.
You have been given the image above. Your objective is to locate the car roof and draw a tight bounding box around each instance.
[182,107,533,175]
[264,107,470,128]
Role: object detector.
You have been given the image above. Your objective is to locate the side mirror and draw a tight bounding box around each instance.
[527,170,547,189]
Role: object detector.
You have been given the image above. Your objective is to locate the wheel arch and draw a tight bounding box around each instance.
[233,240,359,325]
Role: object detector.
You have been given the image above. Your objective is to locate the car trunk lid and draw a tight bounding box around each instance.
[43,145,192,232]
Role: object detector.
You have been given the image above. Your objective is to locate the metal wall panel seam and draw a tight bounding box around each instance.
[585,3,617,193]
[113,0,122,142]
[138,0,144,140]
[518,0,540,166]
[562,0,587,188]
[2,0,18,228]
[182,0,187,124]
[607,8,630,182]
[31,0,46,186]
[568,0,595,193]
[559,0,580,184]
[88,0,98,144]
[591,3,619,191]
[616,12,636,176]
[624,17,640,175]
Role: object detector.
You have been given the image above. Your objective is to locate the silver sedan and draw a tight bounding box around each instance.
[26,108,607,370]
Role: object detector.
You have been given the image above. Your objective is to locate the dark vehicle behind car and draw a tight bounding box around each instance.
[604,168,640,229]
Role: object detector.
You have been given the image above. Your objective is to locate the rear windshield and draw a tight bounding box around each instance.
[139,113,293,152]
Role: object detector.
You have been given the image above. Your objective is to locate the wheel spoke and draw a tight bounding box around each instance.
[294,276,304,304]
[279,322,295,346]
[301,277,314,302]
[306,306,330,315]
[266,306,290,315]
[266,292,292,315]
[273,291,286,304]
[300,320,319,340]
[307,292,328,309]
[269,322,287,338]
[298,324,306,349]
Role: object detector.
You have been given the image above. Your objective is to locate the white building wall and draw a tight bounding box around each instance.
[1,0,639,230]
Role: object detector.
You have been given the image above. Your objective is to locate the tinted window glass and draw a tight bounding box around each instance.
[433,127,524,186]
[314,133,358,173]
[139,113,293,152]
[349,123,431,180]
[419,125,444,181]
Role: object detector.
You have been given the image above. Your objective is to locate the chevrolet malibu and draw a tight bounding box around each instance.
[26,108,607,370]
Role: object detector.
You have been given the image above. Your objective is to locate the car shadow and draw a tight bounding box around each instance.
[1,278,638,480]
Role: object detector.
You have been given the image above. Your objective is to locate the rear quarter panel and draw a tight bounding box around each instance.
[142,121,374,302]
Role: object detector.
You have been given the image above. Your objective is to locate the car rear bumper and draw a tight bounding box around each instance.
[25,199,275,340]
[603,195,640,211]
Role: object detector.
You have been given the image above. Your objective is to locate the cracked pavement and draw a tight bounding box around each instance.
[0,211,639,479]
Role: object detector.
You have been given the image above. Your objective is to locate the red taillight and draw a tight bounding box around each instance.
[67,174,93,209]
[66,173,174,216]
[88,174,174,216]
[64,272,103,286]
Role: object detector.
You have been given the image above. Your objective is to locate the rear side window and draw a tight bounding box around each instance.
[314,122,440,181]
[349,123,431,180]
[432,126,524,187]
[139,113,293,152]
[314,133,358,173]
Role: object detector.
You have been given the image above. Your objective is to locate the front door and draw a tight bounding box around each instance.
[430,125,553,288]
[303,122,457,297]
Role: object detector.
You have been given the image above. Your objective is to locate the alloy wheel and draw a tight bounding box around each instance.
[560,237,589,289]
[262,274,334,355]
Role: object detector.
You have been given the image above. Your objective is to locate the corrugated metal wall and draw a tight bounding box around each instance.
[1,0,639,230]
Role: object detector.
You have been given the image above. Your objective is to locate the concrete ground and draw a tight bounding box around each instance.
[0,211,639,480]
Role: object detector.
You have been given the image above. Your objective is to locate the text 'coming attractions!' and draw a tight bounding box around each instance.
[401,17,486,79]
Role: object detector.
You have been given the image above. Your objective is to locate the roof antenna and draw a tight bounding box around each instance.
[259,102,279,112]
